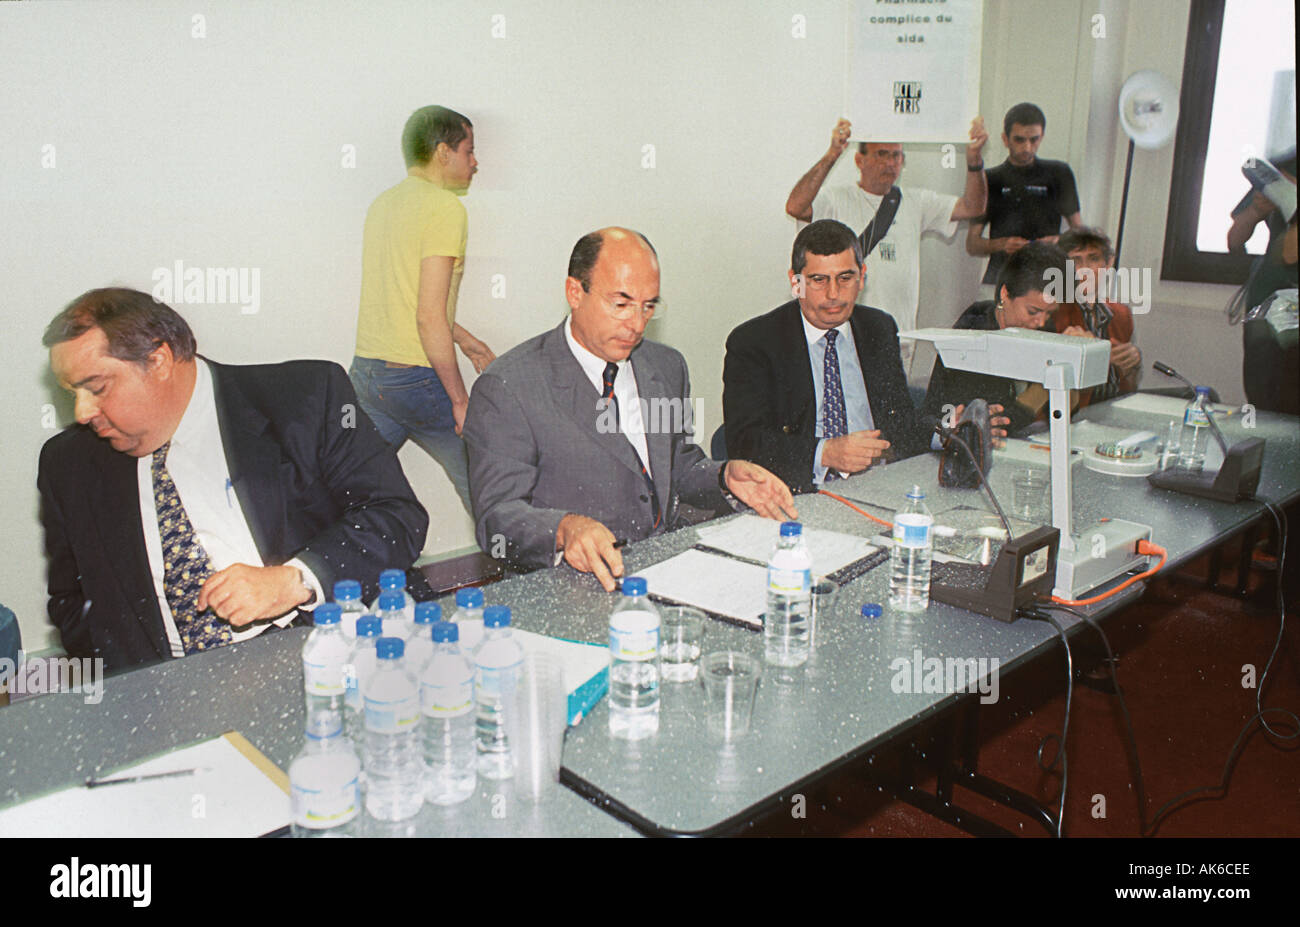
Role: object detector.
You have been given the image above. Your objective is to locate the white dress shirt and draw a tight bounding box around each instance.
[137,360,321,656]
[802,314,876,484]
[564,316,652,476]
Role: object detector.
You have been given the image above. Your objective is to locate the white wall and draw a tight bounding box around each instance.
[0,0,1254,653]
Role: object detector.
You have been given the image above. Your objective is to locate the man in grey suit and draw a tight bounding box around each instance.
[463,227,797,590]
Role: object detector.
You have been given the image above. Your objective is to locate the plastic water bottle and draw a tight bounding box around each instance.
[889,486,933,613]
[375,569,415,630]
[473,605,524,780]
[343,615,383,743]
[406,601,441,675]
[766,522,813,667]
[302,603,349,721]
[452,586,486,653]
[608,577,661,739]
[420,621,477,805]
[334,579,366,639]
[376,590,412,642]
[1178,386,1212,472]
[363,637,423,821]
[289,711,361,837]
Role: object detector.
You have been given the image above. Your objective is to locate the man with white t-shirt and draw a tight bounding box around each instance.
[786,117,989,374]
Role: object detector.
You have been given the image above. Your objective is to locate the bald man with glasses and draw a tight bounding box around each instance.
[463,227,795,590]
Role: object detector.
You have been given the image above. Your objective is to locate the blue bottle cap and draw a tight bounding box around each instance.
[414,601,442,625]
[431,621,458,643]
[1194,386,1210,397]
[378,569,406,590]
[376,637,404,660]
[312,603,342,626]
[861,603,883,619]
[332,579,362,602]
[622,576,647,596]
[377,591,405,613]
[483,605,512,628]
[455,587,485,608]
[780,521,802,537]
[356,615,382,638]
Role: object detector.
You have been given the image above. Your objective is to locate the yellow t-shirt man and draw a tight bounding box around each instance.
[355,173,467,366]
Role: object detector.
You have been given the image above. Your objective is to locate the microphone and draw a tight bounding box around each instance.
[1153,361,1229,458]
[1152,360,1196,394]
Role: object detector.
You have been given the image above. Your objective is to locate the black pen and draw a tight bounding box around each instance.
[85,766,210,789]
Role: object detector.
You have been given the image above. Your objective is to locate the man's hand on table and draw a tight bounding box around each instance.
[197,563,312,627]
[724,460,799,521]
[821,430,890,474]
[556,513,624,592]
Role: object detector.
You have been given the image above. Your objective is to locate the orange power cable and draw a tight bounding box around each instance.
[1048,539,1168,607]
[818,489,894,529]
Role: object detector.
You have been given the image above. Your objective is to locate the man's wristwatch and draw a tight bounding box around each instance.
[967,161,984,172]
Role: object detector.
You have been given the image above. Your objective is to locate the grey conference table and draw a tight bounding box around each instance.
[2,398,1294,838]
[0,622,636,838]
[542,398,1298,836]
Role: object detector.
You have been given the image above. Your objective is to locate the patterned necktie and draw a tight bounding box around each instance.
[602,362,662,529]
[822,330,849,482]
[152,442,231,654]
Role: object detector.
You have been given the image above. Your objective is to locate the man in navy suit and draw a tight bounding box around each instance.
[723,220,933,494]
[38,288,428,674]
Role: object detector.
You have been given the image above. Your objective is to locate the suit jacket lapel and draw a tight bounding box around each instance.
[850,309,884,423]
[543,324,645,481]
[632,355,674,507]
[207,360,285,562]
[91,442,169,656]
[782,303,817,433]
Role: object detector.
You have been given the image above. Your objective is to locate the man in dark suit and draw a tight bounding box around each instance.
[464,227,797,591]
[39,288,428,674]
[723,220,933,494]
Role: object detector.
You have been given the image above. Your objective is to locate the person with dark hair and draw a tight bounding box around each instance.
[1051,226,1142,404]
[967,102,1082,286]
[723,220,935,492]
[786,117,989,374]
[350,105,495,513]
[923,242,1071,435]
[463,228,796,590]
[38,288,428,674]
[1228,151,1298,415]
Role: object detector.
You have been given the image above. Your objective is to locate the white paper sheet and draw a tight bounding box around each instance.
[695,514,878,575]
[0,732,289,838]
[1110,393,1237,418]
[635,549,770,629]
[511,627,608,696]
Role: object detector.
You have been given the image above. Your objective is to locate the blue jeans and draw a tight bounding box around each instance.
[349,356,472,513]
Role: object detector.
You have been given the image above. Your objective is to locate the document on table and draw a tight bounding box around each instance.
[0,731,289,838]
[634,548,770,629]
[696,514,879,574]
[511,627,610,725]
[1110,393,1236,418]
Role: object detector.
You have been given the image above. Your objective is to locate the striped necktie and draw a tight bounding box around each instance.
[822,330,849,481]
[603,362,662,529]
[152,441,231,654]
